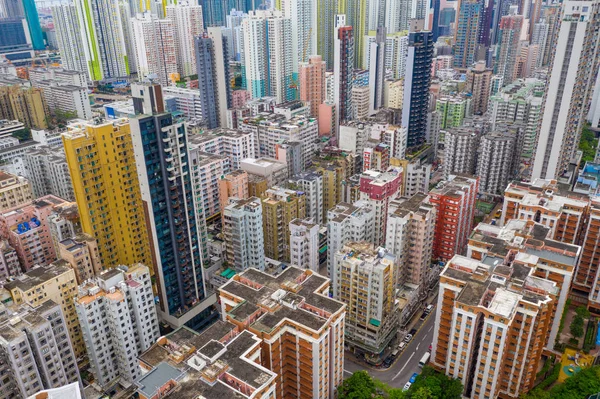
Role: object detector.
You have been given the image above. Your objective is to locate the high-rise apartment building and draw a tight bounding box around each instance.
[73,0,129,80]
[403,31,434,150]
[166,3,204,78]
[240,113,318,169]
[21,146,74,201]
[333,242,396,363]
[436,96,469,129]
[477,130,516,194]
[386,193,436,287]
[188,128,256,169]
[5,263,85,360]
[289,169,324,225]
[242,10,293,103]
[299,55,326,118]
[368,27,386,114]
[218,267,346,398]
[432,220,578,398]
[385,0,411,33]
[532,0,600,180]
[289,218,320,272]
[217,169,249,213]
[495,15,523,87]
[443,126,480,179]
[188,150,230,221]
[63,119,153,270]
[58,233,101,284]
[0,85,49,129]
[195,28,232,128]
[0,240,20,281]
[429,174,479,261]
[130,82,215,330]
[453,0,483,68]
[365,31,408,79]
[281,0,316,79]
[261,186,306,262]
[76,264,159,388]
[465,61,493,115]
[51,4,87,74]
[131,13,178,87]
[222,197,265,272]
[489,78,545,162]
[316,0,339,68]
[359,168,403,246]
[0,195,69,270]
[0,300,80,398]
[334,15,354,126]
[0,171,32,212]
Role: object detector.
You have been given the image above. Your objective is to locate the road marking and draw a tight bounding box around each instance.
[428,326,433,333]
[392,351,415,381]
[416,343,420,350]
[344,369,353,375]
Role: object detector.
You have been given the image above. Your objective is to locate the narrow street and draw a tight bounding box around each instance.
[343,302,437,388]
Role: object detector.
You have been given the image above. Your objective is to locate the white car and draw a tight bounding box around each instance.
[403,382,412,391]
[404,334,413,343]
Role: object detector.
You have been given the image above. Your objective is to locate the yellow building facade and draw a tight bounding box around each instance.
[62,119,153,271]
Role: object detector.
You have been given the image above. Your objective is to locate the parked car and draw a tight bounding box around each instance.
[383,357,393,367]
[409,328,417,335]
[403,382,412,391]
[409,373,419,383]
[398,342,406,350]
[404,334,413,343]
[429,344,432,351]
[420,311,428,320]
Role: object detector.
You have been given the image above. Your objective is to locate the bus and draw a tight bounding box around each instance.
[419,352,431,367]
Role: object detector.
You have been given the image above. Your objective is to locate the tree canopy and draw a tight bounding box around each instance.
[522,366,600,399]
[337,367,463,399]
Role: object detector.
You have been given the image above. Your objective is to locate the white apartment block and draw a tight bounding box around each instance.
[163,86,203,122]
[289,218,320,272]
[222,197,265,272]
[532,0,600,179]
[188,150,230,220]
[443,126,480,179]
[242,10,293,103]
[352,85,370,120]
[0,300,80,399]
[477,130,516,195]
[240,157,289,186]
[240,113,318,170]
[131,13,178,87]
[382,125,407,159]
[29,73,91,120]
[188,128,256,169]
[75,264,159,388]
[327,201,376,285]
[166,3,204,77]
[51,5,88,75]
[364,32,408,79]
[281,0,316,77]
[21,146,75,201]
[29,68,87,87]
[489,78,544,162]
[386,193,436,287]
[289,169,324,225]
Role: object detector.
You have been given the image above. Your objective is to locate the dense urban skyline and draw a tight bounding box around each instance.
[0,0,599,398]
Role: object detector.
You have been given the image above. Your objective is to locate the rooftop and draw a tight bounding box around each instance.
[5,263,72,292]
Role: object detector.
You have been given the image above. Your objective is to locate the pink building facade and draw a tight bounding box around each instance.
[231,90,251,109]
[0,195,71,271]
[299,55,326,118]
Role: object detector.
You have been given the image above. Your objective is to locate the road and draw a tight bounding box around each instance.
[343,310,437,388]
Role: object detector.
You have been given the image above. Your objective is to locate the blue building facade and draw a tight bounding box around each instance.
[22,0,44,50]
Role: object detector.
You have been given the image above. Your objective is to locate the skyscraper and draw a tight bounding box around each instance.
[334,14,354,127]
[346,0,368,67]
[222,197,265,272]
[63,119,153,270]
[385,0,411,33]
[299,55,326,117]
[51,5,87,74]
[130,82,215,330]
[281,0,316,79]
[495,15,523,87]
[317,0,338,68]
[131,13,178,87]
[453,0,483,68]
[201,0,225,26]
[465,61,493,115]
[403,31,433,150]
[73,0,130,80]
[166,2,204,78]
[368,27,386,115]
[22,0,43,50]
[242,10,293,103]
[532,0,600,180]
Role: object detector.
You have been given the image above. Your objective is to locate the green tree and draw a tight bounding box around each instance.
[571,315,585,338]
[337,371,378,399]
[411,387,433,399]
[406,366,463,399]
[579,124,598,163]
[575,306,591,319]
[521,388,551,399]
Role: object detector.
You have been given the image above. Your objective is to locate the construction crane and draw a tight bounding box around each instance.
[289,28,313,100]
